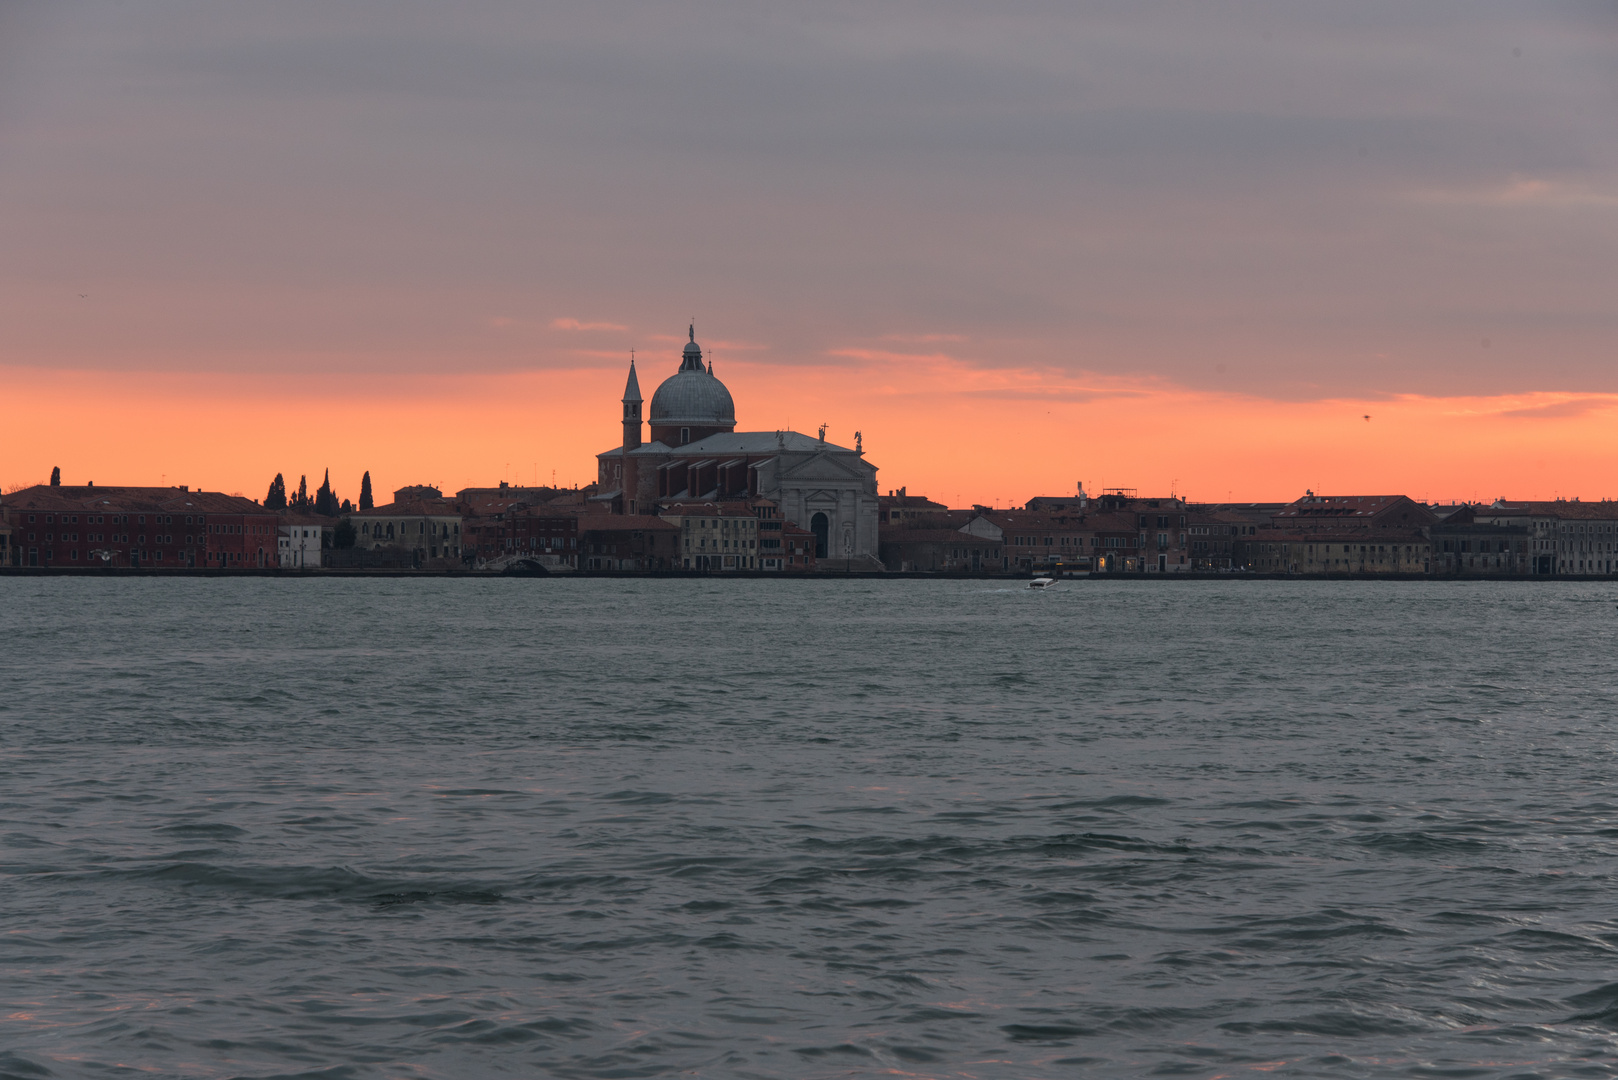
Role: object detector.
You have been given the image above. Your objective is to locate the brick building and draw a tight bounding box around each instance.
[458,484,580,570]
[1270,493,1438,534]
[1184,509,1249,570]
[578,514,679,571]
[477,511,578,570]
[878,489,949,527]
[2,485,278,568]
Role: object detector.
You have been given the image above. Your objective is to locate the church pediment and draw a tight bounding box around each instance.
[777,450,870,482]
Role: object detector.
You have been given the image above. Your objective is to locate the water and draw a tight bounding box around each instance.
[5,578,1618,1079]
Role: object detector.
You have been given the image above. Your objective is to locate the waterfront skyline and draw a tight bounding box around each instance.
[3,3,1615,503]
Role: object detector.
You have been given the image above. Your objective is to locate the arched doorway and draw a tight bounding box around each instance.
[810,513,829,559]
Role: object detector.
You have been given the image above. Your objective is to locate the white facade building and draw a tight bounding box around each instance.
[278,520,324,568]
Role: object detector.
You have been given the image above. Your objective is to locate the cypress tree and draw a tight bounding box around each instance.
[295,475,308,510]
[265,473,288,510]
[359,471,374,510]
[50,466,60,486]
[314,469,338,517]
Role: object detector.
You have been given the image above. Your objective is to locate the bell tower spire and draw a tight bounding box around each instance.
[621,352,642,451]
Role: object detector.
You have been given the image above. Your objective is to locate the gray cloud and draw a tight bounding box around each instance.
[0,0,1614,398]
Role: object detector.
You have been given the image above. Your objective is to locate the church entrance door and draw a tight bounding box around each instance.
[810,513,829,559]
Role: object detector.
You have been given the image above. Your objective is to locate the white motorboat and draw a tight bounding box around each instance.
[1028,577,1058,589]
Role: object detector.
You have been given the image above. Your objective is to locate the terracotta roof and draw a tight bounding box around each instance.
[352,498,461,517]
[2,485,265,514]
[1486,500,1618,520]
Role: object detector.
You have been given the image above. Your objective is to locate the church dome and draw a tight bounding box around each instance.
[649,326,736,429]
[649,370,736,427]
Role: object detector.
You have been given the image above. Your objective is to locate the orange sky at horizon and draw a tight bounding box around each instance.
[6,361,1616,510]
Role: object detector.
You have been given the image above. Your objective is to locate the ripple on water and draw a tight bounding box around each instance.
[5,578,1618,1078]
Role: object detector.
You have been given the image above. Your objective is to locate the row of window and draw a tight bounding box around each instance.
[360,521,460,539]
[1442,539,1520,554]
[26,533,178,544]
[688,537,755,550]
[682,518,757,531]
[1012,535,1137,549]
[20,514,250,531]
[26,513,218,526]
[502,537,573,550]
[24,548,260,564]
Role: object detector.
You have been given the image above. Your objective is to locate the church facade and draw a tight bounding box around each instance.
[596,327,881,566]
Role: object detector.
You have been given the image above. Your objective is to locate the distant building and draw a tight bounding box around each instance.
[278,516,328,569]
[1016,491,1192,572]
[1,485,277,568]
[596,327,881,568]
[351,485,463,569]
[1472,499,1618,576]
[1240,530,1431,574]
[878,489,949,527]
[1428,508,1529,575]
[879,505,1144,573]
[1271,493,1438,533]
[1184,509,1248,570]
[660,500,762,571]
[879,527,1001,572]
[458,484,579,570]
[577,515,678,571]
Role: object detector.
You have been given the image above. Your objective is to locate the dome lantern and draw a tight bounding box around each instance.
[649,324,737,445]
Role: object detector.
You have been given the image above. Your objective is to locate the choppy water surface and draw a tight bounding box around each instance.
[6,578,1618,1079]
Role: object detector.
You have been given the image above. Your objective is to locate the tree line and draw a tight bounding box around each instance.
[264,470,375,515]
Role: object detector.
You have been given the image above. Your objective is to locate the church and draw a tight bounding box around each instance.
[595,327,881,567]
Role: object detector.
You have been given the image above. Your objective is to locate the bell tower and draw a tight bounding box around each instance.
[622,354,642,451]
[621,355,642,514]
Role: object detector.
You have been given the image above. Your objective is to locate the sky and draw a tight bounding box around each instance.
[2,1,1615,505]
